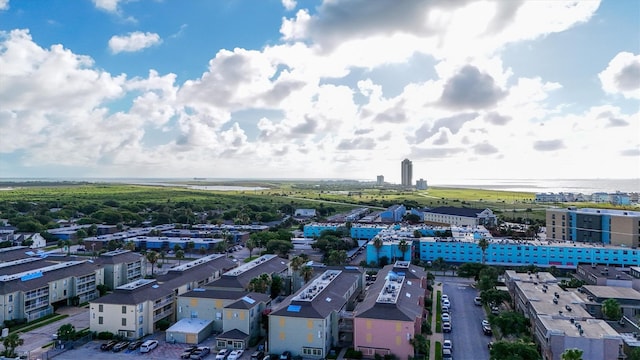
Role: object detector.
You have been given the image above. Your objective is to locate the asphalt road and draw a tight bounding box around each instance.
[439,276,492,360]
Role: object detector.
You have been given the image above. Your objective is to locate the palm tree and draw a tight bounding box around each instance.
[290,256,306,273]
[246,238,256,258]
[478,237,490,264]
[398,240,410,261]
[175,249,185,265]
[561,348,583,360]
[160,250,166,265]
[373,237,383,266]
[300,266,314,284]
[2,332,24,358]
[124,241,136,251]
[146,251,159,277]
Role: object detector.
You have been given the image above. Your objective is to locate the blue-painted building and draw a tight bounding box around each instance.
[380,205,406,223]
[417,238,640,269]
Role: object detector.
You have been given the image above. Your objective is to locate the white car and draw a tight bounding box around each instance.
[443,340,452,351]
[216,349,231,360]
[482,319,490,327]
[442,313,451,322]
[228,350,244,360]
[442,299,451,308]
[441,294,449,302]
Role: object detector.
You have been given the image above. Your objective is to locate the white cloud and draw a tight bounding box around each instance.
[281,0,296,11]
[108,31,161,54]
[92,0,122,12]
[0,0,9,11]
[599,51,640,99]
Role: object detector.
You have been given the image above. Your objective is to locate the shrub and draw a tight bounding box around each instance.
[345,348,363,359]
[97,331,114,340]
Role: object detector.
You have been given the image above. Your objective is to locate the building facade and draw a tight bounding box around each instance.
[401,159,412,187]
[422,207,497,227]
[546,208,640,247]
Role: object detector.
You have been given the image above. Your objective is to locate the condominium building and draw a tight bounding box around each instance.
[422,207,497,227]
[206,254,289,291]
[353,262,427,359]
[268,267,363,358]
[401,159,412,187]
[0,258,103,324]
[94,249,146,290]
[546,208,640,247]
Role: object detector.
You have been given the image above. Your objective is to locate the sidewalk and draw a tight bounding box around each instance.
[428,283,443,360]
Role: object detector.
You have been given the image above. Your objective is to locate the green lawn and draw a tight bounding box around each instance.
[434,341,442,360]
[436,290,442,333]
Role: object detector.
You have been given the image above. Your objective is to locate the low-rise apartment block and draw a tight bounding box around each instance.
[353,262,426,359]
[206,254,289,291]
[268,267,363,359]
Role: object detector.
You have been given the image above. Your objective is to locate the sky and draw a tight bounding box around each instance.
[0,0,639,184]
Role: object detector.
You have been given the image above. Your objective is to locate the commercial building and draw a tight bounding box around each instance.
[422,207,497,227]
[580,285,640,320]
[574,264,640,290]
[353,262,427,359]
[546,208,640,247]
[268,267,363,359]
[401,159,412,187]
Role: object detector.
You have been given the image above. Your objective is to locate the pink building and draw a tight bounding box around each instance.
[354,262,427,359]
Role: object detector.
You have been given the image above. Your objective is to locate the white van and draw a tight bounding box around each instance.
[140,339,158,353]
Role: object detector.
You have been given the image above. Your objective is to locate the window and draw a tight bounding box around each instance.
[98,316,103,324]
[99,304,103,312]
[122,318,126,326]
[302,347,323,357]
[8,295,12,302]
[139,316,143,325]
[122,306,127,314]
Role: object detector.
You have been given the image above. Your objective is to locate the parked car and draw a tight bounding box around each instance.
[227,349,244,360]
[474,297,482,306]
[181,346,199,359]
[112,341,130,352]
[441,294,449,302]
[100,340,118,351]
[140,339,158,353]
[190,347,211,360]
[442,348,453,360]
[442,306,450,314]
[442,313,451,322]
[482,324,492,335]
[443,340,452,352]
[280,351,292,360]
[442,322,452,333]
[216,349,231,360]
[250,351,264,360]
[128,340,144,350]
[442,299,451,308]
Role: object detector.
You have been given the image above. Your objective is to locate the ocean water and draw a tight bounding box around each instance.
[430,178,640,194]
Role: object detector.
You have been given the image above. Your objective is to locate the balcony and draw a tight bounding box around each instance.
[153,296,174,309]
[153,308,173,321]
[25,300,50,312]
[25,289,49,301]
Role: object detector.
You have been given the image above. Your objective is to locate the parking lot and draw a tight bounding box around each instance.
[53,335,233,360]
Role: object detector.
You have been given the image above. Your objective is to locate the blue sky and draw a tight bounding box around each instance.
[0,0,638,183]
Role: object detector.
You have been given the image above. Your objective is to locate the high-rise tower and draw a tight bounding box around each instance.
[401,159,413,187]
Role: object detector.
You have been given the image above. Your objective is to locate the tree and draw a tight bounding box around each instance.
[246,238,256,258]
[491,311,529,337]
[265,239,293,256]
[489,340,539,360]
[409,334,428,357]
[397,240,410,261]
[325,250,347,266]
[1,333,24,358]
[480,289,511,307]
[57,323,76,341]
[290,256,306,273]
[146,251,159,277]
[373,237,383,266]
[270,274,283,299]
[628,347,640,360]
[478,237,490,264]
[300,266,314,283]
[175,249,185,265]
[457,262,486,280]
[160,250,166,264]
[124,241,136,251]
[247,274,272,293]
[602,298,622,320]
[561,348,583,360]
[478,266,499,291]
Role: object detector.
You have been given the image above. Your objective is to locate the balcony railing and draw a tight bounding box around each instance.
[25,289,49,300]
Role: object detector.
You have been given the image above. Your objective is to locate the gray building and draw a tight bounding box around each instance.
[401,159,412,187]
[94,249,146,290]
[206,254,289,291]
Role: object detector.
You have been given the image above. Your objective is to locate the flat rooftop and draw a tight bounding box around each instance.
[539,315,620,339]
[516,282,590,318]
[582,285,640,301]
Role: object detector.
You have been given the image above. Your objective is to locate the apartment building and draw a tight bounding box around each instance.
[94,249,146,290]
[505,270,623,360]
[206,254,289,291]
[422,207,497,227]
[546,208,640,247]
[353,262,427,359]
[0,258,103,325]
[575,264,640,290]
[172,289,269,347]
[268,267,363,359]
[89,254,235,339]
[380,205,406,223]
[581,285,640,320]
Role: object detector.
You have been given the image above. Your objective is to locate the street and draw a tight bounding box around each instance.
[439,276,491,360]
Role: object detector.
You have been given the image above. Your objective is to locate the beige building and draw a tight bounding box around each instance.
[546,208,640,247]
[90,254,235,339]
